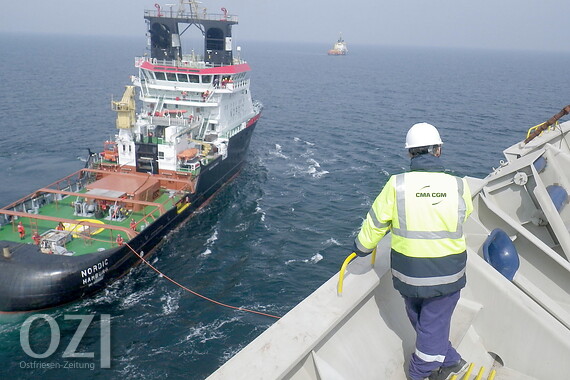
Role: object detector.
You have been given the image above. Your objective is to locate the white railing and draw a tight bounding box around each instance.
[144,9,238,23]
[135,56,246,70]
[142,115,190,128]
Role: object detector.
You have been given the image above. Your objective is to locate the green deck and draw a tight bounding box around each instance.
[0,191,180,256]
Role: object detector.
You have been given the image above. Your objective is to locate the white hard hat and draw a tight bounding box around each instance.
[405,122,443,149]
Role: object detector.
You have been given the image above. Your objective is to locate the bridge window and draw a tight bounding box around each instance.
[150,23,171,49]
[206,28,224,50]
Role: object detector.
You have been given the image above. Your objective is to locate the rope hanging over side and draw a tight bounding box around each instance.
[124,243,281,320]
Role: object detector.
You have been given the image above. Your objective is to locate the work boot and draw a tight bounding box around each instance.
[428,359,469,380]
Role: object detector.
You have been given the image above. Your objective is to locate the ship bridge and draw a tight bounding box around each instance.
[144,2,238,66]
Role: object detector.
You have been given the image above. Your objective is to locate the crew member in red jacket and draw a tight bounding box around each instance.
[17,222,26,240]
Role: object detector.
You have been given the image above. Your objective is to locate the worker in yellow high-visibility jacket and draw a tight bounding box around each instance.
[353,123,473,380]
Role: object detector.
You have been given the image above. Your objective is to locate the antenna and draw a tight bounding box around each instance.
[174,0,198,16]
[183,0,202,18]
[166,3,175,17]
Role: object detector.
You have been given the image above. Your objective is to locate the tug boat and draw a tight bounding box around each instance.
[327,33,348,55]
[0,1,262,312]
[208,107,570,380]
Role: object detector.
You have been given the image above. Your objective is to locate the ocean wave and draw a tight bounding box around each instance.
[349,165,368,172]
[160,291,181,315]
[0,319,23,333]
[307,158,328,178]
[307,166,329,178]
[311,253,323,263]
[255,205,266,222]
[120,286,155,310]
[307,158,320,168]
[221,344,245,363]
[285,253,323,265]
[270,143,288,159]
[69,287,117,308]
[293,136,315,146]
[114,358,171,380]
[116,363,146,380]
[322,237,341,247]
[289,160,329,179]
[206,229,218,245]
[181,317,241,345]
[233,221,250,232]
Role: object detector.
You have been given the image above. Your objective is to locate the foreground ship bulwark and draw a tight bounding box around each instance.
[0,2,261,312]
[209,107,570,380]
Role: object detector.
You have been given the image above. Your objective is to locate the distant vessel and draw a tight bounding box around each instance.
[328,33,348,55]
[0,0,262,312]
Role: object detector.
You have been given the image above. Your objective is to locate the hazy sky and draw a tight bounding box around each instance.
[1,0,569,52]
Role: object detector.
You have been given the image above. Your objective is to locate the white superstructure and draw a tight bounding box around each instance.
[103,1,261,177]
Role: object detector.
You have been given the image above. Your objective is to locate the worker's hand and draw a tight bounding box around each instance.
[352,241,372,257]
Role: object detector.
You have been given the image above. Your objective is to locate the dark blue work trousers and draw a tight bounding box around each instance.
[404,290,462,380]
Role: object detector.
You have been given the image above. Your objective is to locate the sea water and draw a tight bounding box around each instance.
[1,34,570,379]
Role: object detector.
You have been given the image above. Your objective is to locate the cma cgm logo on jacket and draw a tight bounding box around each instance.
[415,185,447,205]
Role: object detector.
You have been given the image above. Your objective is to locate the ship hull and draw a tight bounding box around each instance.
[327,50,347,56]
[0,120,258,313]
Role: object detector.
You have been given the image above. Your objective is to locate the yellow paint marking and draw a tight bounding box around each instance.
[63,219,105,237]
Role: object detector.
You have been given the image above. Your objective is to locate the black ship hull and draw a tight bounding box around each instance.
[0,121,258,313]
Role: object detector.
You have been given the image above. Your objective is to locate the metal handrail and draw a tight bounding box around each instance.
[135,56,246,70]
[337,249,377,296]
[144,9,238,23]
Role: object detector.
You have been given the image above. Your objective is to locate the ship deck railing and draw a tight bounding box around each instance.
[0,166,198,254]
[144,9,238,23]
[0,187,183,255]
[140,115,192,129]
[139,93,219,108]
[136,56,246,70]
[1,169,96,212]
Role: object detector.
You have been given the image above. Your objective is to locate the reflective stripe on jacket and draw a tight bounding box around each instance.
[355,171,473,298]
